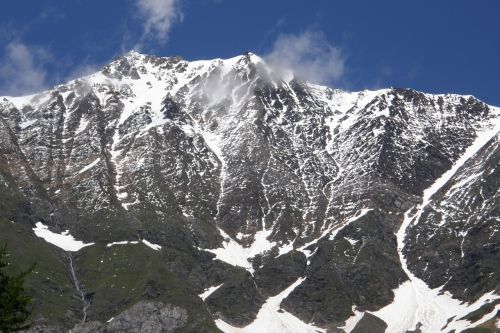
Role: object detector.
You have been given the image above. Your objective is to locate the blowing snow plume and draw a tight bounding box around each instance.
[0,41,53,95]
[135,0,183,45]
[264,30,345,85]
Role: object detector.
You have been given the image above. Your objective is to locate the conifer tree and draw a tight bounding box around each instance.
[0,246,33,332]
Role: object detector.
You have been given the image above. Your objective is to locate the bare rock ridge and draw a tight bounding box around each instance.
[0,50,499,332]
[24,301,188,333]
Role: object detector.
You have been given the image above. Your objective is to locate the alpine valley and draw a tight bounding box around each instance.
[0,51,498,333]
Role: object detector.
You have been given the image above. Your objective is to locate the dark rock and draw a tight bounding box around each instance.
[282,210,407,326]
[1,51,498,332]
[105,301,188,333]
[351,313,387,333]
[254,250,307,297]
[70,321,105,333]
[404,135,500,302]
[22,324,65,333]
[206,270,264,326]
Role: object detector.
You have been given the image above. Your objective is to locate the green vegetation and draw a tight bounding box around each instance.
[77,243,221,332]
[0,219,221,332]
[0,220,79,328]
[0,245,33,332]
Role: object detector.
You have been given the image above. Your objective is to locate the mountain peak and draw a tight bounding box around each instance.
[0,50,498,332]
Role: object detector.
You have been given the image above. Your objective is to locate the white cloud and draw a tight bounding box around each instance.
[135,0,183,44]
[65,62,102,81]
[264,30,345,85]
[0,42,53,96]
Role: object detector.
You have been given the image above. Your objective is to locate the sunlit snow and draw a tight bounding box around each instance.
[105,239,161,251]
[199,284,223,301]
[33,222,94,252]
[141,239,162,251]
[205,228,275,272]
[368,117,500,333]
[216,278,326,333]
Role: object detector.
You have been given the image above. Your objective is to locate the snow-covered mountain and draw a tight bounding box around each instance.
[0,51,498,333]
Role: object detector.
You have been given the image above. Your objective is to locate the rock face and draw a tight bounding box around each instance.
[104,301,188,333]
[24,301,187,333]
[351,313,387,333]
[1,51,499,332]
[404,133,500,302]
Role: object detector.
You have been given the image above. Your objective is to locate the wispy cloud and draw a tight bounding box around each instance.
[65,62,102,82]
[0,42,53,96]
[264,30,345,85]
[135,0,183,45]
[0,1,187,95]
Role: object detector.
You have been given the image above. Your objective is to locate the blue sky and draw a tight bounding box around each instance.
[0,0,499,105]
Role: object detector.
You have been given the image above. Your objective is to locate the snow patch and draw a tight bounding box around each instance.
[6,92,50,110]
[216,278,326,333]
[205,228,275,272]
[340,307,364,333]
[199,284,223,301]
[19,119,37,129]
[75,158,100,175]
[375,120,500,332]
[33,222,94,252]
[106,241,140,247]
[141,239,161,251]
[370,278,499,333]
[328,208,373,241]
[344,237,358,246]
[75,118,89,135]
[106,239,160,251]
[419,119,500,215]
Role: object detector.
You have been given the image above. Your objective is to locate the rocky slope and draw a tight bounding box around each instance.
[0,51,498,332]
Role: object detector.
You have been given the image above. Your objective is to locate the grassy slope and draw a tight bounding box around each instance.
[0,219,221,332]
[76,243,221,332]
[0,219,79,327]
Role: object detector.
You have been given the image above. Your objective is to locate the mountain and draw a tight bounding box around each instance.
[0,51,498,333]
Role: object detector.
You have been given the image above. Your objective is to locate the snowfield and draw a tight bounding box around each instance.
[216,278,326,333]
[369,116,500,333]
[33,222,94,252]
